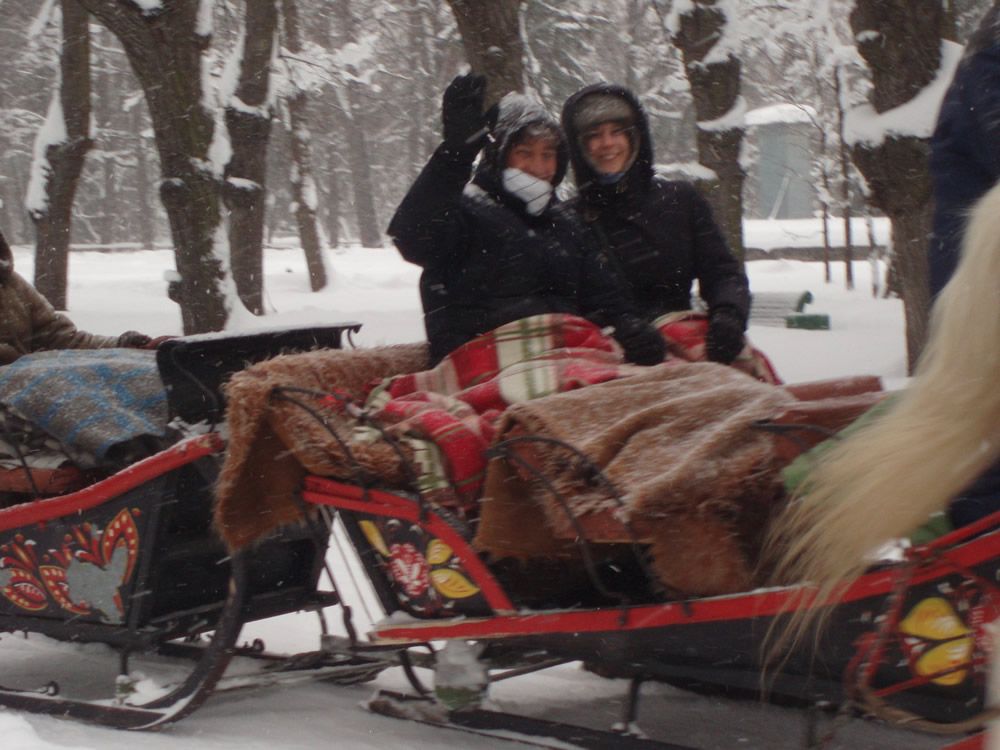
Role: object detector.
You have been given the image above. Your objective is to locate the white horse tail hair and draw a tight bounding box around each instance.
[766,177,1000,624]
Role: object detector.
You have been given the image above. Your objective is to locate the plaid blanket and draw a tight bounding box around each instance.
[359,315,646,509]
[0,349,167,467]
[656,311,783,384]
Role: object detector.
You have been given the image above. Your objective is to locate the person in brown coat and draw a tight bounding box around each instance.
[0,228,152,365]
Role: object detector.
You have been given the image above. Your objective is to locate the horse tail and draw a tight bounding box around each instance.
[765,178,1000,649]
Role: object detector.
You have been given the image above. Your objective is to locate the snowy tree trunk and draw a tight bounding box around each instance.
[281,0,328,288]
[29,0,93,311]
[342,81,382,249]
[95,44,116,249]
[820,203,831,283]
[332,0,382,249]
[224,0,278,315]
[673,0,746,262]
[78,0,227,334]
[446,0,525,103]
[850,0,948,371]
[324,149,342,249]
[406,0,433,182]
[132,105,155,251]
[833,66,854,290]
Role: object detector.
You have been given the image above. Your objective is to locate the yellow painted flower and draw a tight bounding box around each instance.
[899,597,971,640]
[426,539,453,566]
[359,520,390,557]
[914,638,974,686]
[430,568,480,599]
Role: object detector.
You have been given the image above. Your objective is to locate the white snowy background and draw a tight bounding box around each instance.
[0,224,976,750]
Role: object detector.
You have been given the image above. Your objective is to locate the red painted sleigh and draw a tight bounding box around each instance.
[0,324,995,749]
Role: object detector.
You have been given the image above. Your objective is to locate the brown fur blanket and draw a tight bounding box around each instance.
[474,362,799,596]
[214,343,429,550]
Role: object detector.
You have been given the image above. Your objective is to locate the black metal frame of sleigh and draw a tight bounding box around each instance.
[0,323,378,729]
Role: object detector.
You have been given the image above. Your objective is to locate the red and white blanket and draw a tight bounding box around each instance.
[357,314,648,510]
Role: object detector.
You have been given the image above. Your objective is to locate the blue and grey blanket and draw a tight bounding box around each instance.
[0,349,168,466]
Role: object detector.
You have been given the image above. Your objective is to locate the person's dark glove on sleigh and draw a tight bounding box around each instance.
[705,308,746,364]
[615,317,667,366]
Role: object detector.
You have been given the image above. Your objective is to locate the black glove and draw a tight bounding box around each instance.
[705,308,746,364]
[615,318,667,366]
[117,330,152,348]
[442,74,494,153]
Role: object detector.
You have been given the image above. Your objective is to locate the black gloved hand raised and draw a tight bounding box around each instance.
[705,308,746,364]
[615,317,667,366]
[442,74,495,153]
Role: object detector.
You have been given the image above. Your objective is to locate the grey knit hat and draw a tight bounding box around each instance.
[572,93,636,133]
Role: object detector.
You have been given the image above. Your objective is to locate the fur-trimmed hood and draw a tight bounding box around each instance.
[561,83,655,206]
[472,92,568,203]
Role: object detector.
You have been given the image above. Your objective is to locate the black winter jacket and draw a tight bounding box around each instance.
[388,96,648,364]
[929,16,1000,299]
[561,83,750,325]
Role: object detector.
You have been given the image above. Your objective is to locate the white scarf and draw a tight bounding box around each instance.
[502,168,553,216]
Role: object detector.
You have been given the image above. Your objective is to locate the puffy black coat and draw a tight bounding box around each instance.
[561,83,750,325]
[388,94,650,364]
[929,13,1000,298]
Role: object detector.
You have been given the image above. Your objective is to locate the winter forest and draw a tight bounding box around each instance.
[0,0,994,366]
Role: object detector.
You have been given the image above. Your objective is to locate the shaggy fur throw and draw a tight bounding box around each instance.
[214,343,429,551]
[474,362,799,596]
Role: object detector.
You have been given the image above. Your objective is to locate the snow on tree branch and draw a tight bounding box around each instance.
[26,91,68,216]
[844,40,962,146]
[698,94,746,131]
[128,0,164,13]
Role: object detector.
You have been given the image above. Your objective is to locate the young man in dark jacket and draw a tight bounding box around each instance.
[561,83,751,365]
[388,74,664,366]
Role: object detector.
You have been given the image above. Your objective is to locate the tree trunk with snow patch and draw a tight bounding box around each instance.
[30,0,93,311]
[446,0,525,105]
[849,0,950,371]
[673,0,746,263]
[77,0,227,334]
[281,0,327,289]
[225,0,278,314]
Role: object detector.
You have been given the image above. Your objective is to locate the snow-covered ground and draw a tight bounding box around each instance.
[1,226,951,750]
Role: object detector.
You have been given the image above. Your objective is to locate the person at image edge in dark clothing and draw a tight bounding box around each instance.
[928,5,1000,526]
[561,83,751,365]
[928,5,1000,300]
[387,74,666,367]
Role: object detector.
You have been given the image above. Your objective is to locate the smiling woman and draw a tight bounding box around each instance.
[561,83,753,369]
[581,121,634,176]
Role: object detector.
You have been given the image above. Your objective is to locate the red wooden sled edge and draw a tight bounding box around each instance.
[302,476,516,614]
[365,523,1000,644]
[941,731,988,750]
[0,433,225,532]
